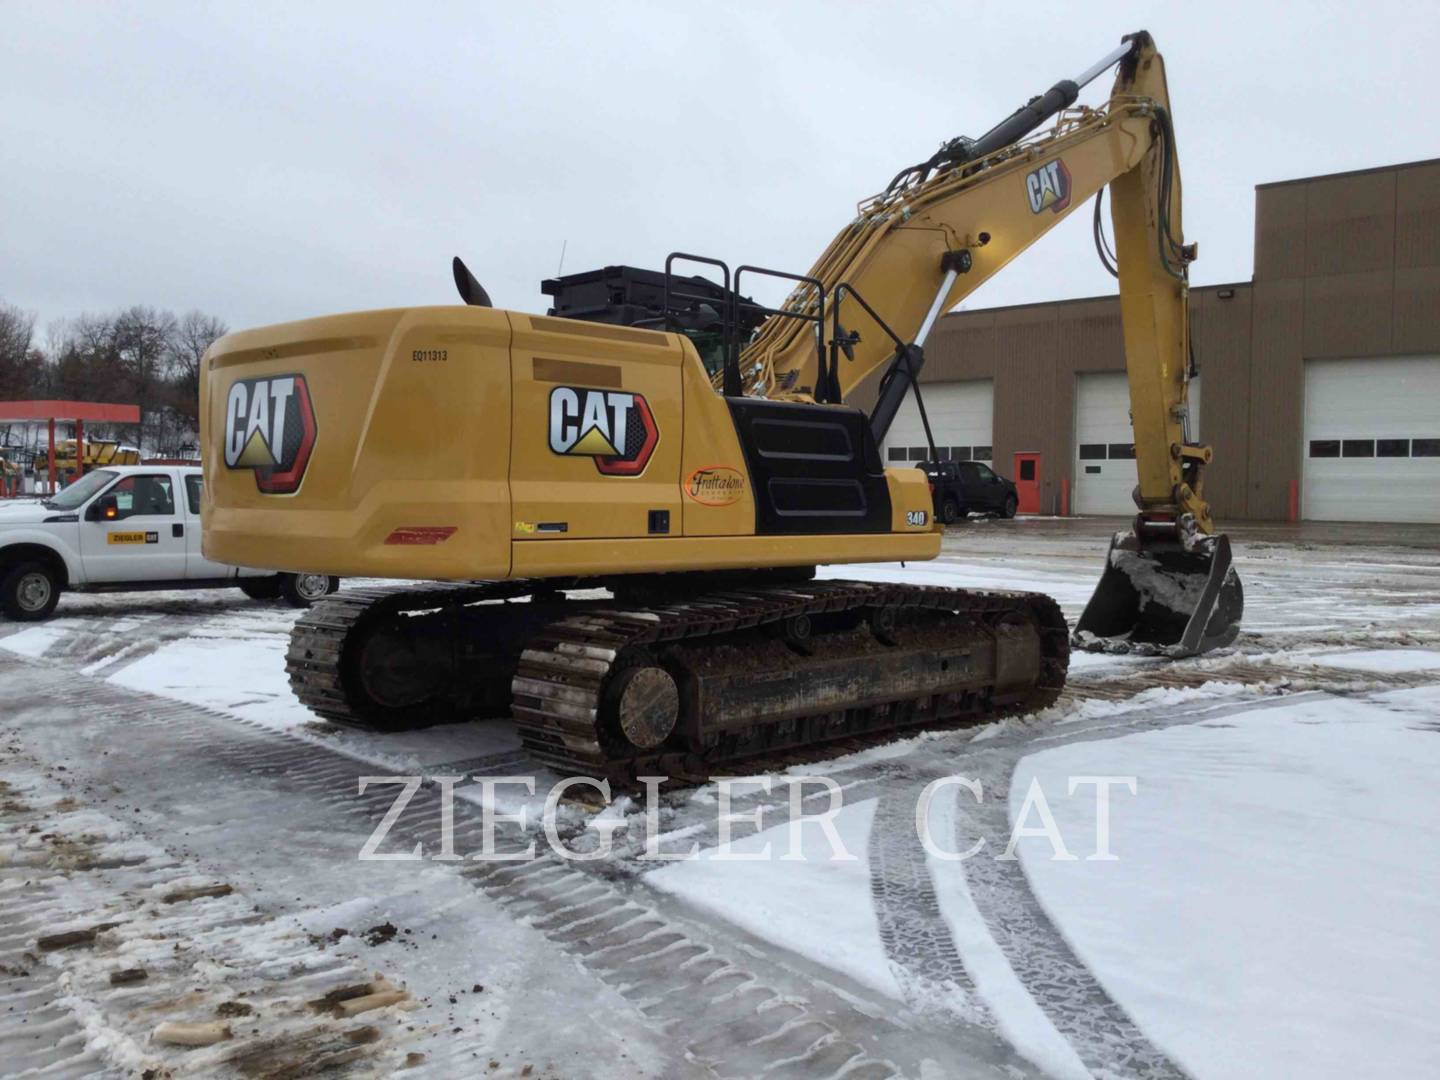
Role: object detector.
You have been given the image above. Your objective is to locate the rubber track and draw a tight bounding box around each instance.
[511,581,1068,784]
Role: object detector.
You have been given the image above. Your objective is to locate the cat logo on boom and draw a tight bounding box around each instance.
[548,385,659,476]
[1025,159,1072,214]
[223,374,317,494]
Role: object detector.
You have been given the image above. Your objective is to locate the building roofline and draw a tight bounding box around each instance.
[1255,156,1440,190]
[937,281,1252,322]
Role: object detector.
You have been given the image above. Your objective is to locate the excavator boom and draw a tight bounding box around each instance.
[726,30,1241,656]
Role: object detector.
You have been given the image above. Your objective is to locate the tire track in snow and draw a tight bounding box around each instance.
[942,695,1319,1078]
[867,776,990,1023]
[858,694,1330,1078]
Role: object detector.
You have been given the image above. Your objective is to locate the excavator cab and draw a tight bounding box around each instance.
[1075,522,1243,657]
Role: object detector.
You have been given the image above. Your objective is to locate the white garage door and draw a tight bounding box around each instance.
[1303,356,1440,523]
[882,379,992,466]
[1074,373,1135,515]
[1074,372,1201,515]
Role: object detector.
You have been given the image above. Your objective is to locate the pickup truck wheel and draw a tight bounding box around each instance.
[280,572,340,608]
[939,497,962,525]
[1001,494,1019,519]
[2,561,60,621]
[239,576,283,601]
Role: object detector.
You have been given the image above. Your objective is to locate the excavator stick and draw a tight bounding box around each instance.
[1073,530,1243,657]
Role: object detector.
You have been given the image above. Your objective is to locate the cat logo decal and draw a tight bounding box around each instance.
[548,386,659,476]
[223,375,317,494]
[1025,159,1072,215]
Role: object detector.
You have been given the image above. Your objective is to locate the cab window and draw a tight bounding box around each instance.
[185,475,203,515]
[974,463,998,482]
[106,475,175,519]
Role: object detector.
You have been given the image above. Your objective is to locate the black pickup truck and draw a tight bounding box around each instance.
[918,460,1019,523]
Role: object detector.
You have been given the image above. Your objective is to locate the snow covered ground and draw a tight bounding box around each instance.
[3,517,1439,1078]
[1013,691,1440,1079]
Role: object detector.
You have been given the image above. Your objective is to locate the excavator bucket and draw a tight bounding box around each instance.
[1073,531,1243,657]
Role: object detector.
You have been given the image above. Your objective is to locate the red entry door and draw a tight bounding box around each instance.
[1013,452,1041,514]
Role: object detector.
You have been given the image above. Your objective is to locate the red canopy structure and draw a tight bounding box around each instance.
[0,399,142,496]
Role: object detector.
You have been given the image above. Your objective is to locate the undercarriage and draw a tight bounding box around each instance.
[286,575,1069,786]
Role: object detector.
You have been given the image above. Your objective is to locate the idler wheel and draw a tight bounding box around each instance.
[610,664,680,750]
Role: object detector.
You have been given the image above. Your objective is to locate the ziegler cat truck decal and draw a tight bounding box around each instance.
[0,464,339,622]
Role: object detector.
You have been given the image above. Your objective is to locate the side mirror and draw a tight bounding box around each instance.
[87,495,119,522]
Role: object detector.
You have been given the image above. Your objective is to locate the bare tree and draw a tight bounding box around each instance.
[169,311,228,424]
[50,314,120,404]
[0,300,37,399]
[110,307,177,450]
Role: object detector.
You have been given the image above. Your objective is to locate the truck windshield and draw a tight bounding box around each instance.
[44,469,118,511]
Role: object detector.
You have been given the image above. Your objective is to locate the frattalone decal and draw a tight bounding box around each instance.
[1025,159,1072,215]
[548,386,658,476]
[223,374,317,494]
[684,465,745,507]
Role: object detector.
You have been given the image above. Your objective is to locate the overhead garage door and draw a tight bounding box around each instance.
[1303,356,1440,523]
[1074,373,1135,515]
[1074,372,1202,516]
[882,379,993,466]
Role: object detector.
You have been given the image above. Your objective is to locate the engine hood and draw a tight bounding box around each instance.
[0,501,62,527]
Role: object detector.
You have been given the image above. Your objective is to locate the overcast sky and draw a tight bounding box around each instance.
[4,1,1437,336]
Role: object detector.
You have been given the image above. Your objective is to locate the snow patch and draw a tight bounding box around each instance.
[0,625,69,657]
[107,636,314,729]
[103,632,520,771]
[1310,647,1440,673]
[648,797,904,1001]
[1011,693,1440,1079]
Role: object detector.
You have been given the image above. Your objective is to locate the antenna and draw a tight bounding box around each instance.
[557,239,568,277]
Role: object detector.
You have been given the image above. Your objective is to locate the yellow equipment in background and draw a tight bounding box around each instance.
[201,31,1241,784]
[36,439,141,478]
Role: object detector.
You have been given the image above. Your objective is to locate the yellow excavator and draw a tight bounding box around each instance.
[35,439,142,480]
[202,31,1241,784]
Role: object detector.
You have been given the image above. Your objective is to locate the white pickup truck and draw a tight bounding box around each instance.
[0,464,338,621]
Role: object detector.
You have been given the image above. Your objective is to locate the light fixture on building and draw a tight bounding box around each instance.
[1217,288,1236,300]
